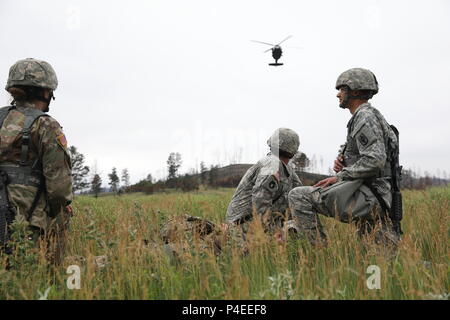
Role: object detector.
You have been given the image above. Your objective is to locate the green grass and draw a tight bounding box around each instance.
[0,186,449,300]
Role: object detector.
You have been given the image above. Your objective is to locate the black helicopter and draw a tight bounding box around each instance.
[251,35,293,66]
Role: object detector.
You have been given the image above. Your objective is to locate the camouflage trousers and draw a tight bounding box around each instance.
[288,180,399,247]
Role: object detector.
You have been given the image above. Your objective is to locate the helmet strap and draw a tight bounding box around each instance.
[35,91,55,105]
[339,95,350,109]
[339,88,372,109]
[339,87,350,109]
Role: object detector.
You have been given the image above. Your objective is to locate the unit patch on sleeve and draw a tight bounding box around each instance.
[358,133,369,146]
[56,133,68,149]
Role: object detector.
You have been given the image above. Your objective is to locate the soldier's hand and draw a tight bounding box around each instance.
[333,156,344,173]
[219,223,229,233]
[314,176,338,188]
[65,205,74,217]
[274,231,285,244]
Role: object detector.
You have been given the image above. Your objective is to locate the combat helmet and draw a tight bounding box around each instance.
[335,68,378,95]
[267,128,300,156]
[5,58,58,91]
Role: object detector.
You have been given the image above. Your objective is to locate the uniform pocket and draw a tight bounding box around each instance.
[358,184,378,208]
[319,180,364,221]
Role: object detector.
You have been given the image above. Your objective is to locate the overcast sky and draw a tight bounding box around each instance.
[1,0,449,185]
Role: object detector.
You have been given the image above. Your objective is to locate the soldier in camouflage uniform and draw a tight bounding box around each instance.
[226,128,303,237]
[159,128,303,260]
[160,214,225,261]
[288,68,399,247]
[0,58,73,264]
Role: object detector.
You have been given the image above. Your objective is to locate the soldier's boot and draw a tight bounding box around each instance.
[356,219,375,239]
[284,220,300,239]
[288,187,327,246]
[283,219,327,244]
[299,220,328,247]
[357,218,399,256]
[374,222,400,249]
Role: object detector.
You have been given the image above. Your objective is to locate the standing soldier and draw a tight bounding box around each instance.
[226,128,303,238]
[288,68,401,247]
[0,58,73,264]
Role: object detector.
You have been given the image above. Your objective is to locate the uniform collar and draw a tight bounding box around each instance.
[281,160,290,177]
[267,152,291,177]
[14,101,38,110]
[347,102,371,129]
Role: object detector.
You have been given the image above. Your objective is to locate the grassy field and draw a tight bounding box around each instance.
[0,186,449,300]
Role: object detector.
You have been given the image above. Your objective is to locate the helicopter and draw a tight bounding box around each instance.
[251,35,293,66]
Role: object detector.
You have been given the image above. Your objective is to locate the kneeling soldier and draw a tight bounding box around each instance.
[226,128,303,238]
[288,68,401,248]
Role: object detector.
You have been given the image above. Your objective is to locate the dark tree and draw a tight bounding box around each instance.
[208,165,219,188]
[121,168,130,190]
[167,152,182,179]
[91,174,102,198]
[69,146,90,192]
[200,161,208,184]
[108,167,120,193]
[180,173,200,192]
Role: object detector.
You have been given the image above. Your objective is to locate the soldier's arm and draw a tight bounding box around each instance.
[292,171,303,188]
[37,117,73,217]
[334,143,346,172]
[337,117,386,180]
[251,173,280,217]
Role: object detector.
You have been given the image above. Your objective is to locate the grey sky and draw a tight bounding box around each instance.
[1,0,449,184]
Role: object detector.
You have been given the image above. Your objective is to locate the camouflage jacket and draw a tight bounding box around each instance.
[0,102,73,231]
[226,153,302,223]
[336,103,398,206]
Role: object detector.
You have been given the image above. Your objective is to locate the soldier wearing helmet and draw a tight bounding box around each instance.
[0,58,73,264]
[159,127,304,257]
[288,68,400,248]
[226,128,303,237]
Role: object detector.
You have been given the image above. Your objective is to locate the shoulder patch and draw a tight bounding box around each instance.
[269,180,277,189]
[358,133,369,146]
[259,175,279,192]
[56,133,68,149]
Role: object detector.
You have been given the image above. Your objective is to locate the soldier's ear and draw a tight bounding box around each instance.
[350,90,360,97]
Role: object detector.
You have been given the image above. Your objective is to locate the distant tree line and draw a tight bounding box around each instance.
[70,147,449,197]
[128,154,223,194]
[401,169,449,189]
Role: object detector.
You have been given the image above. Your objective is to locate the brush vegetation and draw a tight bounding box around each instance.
[0,186,448,300]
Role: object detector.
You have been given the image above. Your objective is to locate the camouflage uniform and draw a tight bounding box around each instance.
[289,69,399,246]
[0,58,73,263]
[226,128,302,234]
[160,214,224,260]
[160,129,303,258]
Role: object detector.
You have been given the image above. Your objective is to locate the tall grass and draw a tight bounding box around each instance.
[0,186,448,300]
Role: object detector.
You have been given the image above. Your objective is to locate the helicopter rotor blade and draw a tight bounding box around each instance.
[251,40,276,46]
[276,35,293,46]
[264,48,273,53]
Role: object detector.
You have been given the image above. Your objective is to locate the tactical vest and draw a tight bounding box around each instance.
[0,105,48,221]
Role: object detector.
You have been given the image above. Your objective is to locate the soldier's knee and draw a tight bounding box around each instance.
[288,186,314,205]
